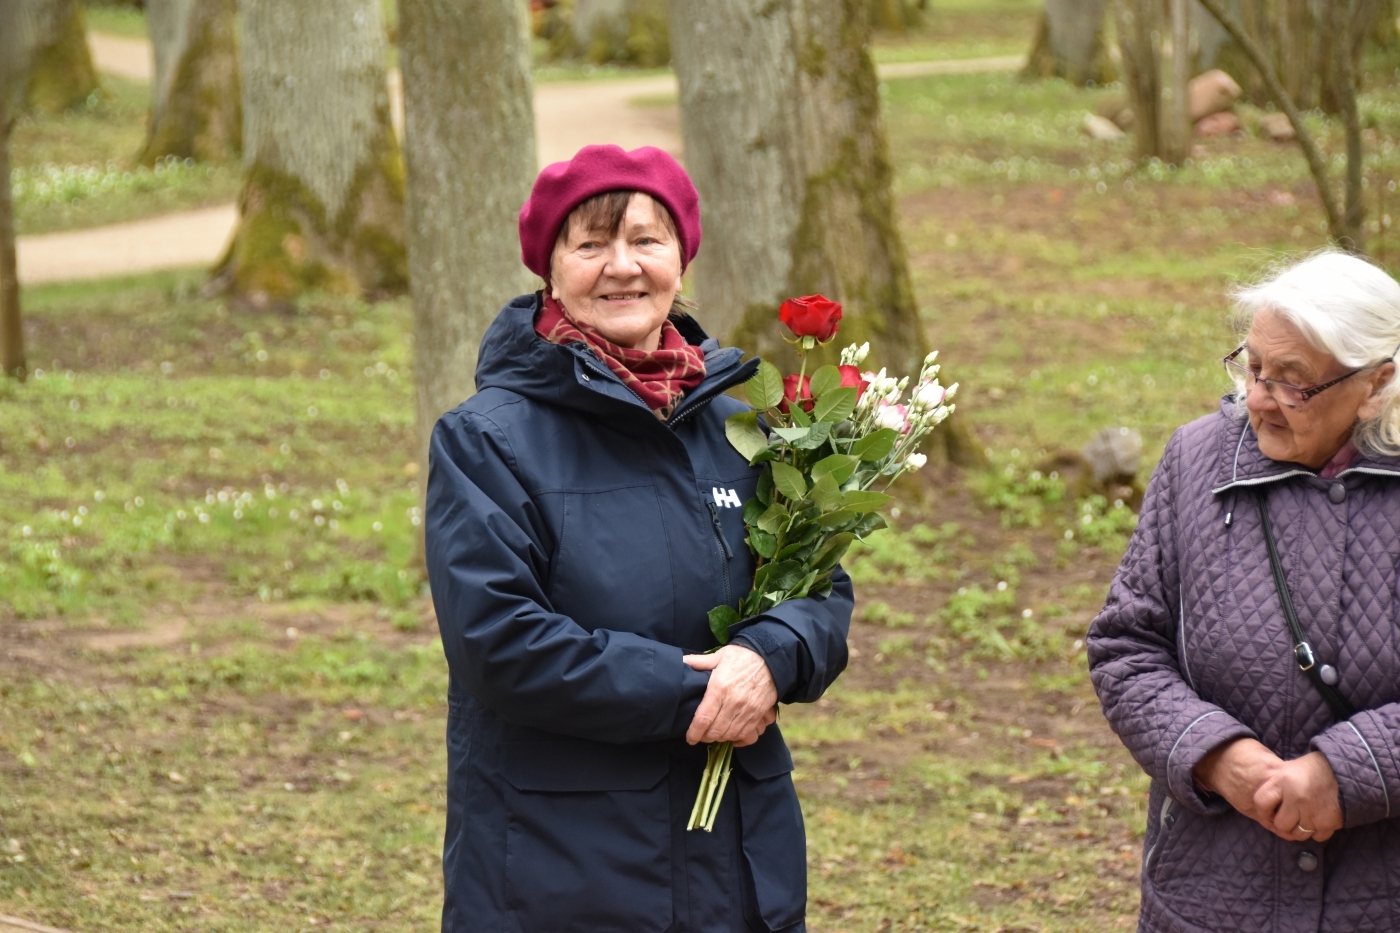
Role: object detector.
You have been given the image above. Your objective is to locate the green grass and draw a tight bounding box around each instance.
[84,2,149,39]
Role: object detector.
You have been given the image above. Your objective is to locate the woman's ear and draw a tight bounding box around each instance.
[1359,361,1397,421]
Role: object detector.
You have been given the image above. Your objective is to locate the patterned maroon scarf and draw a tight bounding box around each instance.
[535,295,707,416]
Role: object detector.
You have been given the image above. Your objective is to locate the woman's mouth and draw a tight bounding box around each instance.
[601,292,646,302]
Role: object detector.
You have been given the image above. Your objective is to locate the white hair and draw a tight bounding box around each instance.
[1230,250,1400,457]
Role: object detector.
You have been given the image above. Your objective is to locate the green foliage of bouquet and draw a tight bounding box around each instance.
[687,296,958,831]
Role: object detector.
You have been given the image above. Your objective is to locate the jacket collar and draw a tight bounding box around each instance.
[1211,396,1400,494]
[474,293,758,427]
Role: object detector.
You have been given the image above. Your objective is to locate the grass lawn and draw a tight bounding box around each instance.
[8,24,1400,933]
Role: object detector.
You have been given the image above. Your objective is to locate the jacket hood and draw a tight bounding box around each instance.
[473,293,757,424]
[1211,395,1400,494]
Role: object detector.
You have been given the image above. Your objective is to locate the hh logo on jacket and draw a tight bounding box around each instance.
[711,488,741,508]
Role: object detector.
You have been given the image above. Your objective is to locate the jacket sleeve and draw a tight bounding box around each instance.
[425,409,710,745]
[729,568,853,704]
[1087,429,1258,814]
[1311,706,1400,827]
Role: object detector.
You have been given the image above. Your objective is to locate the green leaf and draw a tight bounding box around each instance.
[788,570,820,600]
[812,532,856,573]
[771,461,808,501]
[743,497,766,525]
[789,403,811,428]
[842,490,895,513]
[756,503,789,535]
[816,509,860,528]
[756,560,806,595]
[708,605,740,645]
[809,365,842,399]
[810,474,844,513]
[777,540,813,561]
[750,447,779,465]
[851,512,888,537]
[745,361,785,411]
[814,386,858,424]
[749,527,777,559]
[725,411,770,462]
[756,468,774,506]
[811,453,859,486]
[850,428,898,461]
[792,422,832,450]
[771,426,811,444]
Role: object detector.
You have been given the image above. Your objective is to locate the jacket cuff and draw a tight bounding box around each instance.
[1311,712,1395,828]
[731,621,802,701]
[1166,710,1258,814]
[668,647,716,738]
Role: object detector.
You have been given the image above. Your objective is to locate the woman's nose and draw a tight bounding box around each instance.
[602,242,643,277]
[1245,376,1278,414]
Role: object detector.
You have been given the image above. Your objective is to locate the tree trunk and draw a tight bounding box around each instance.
[670,0,984,468]
[0,106,24,382]
[1165,0,1191,164]
[1113,0,1167,160]
[398,0,537,470]
[12,0,101,115]
[214,0,406,301]
[1335,0,1366,253]
[1022,0,1115,87]
[140,0,242,164]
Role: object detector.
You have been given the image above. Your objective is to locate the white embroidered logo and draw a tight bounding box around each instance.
[711,487,742,509]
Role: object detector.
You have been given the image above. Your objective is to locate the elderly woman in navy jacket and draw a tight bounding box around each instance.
[424,145,853,933]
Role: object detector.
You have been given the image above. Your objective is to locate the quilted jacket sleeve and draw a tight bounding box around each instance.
[426,410,710,745]
[1311,707,1400,827]
[729,569,854,705]
[1088,429,1259,814]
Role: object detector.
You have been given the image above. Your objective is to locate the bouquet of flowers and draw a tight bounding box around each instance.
[687,295,958,831]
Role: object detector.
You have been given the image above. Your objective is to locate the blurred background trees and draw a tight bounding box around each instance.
[140,0,241,164]
[213,0,406,302]
[1023,0,1114,86]
[8,0,102,116]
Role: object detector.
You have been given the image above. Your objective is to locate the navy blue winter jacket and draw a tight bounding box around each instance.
[425,294,854,933]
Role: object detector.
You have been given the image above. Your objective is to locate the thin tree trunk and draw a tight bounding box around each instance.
[14,0,101,115]
[1336,0,1366,253]
[398,0,537,473]
[215,0,406,301]
[670,0,984,468]
[1196,0,1354,251]
[1022,0,1114,87]
[0,106,24,382]
[1113,0,1166,160]
[140,0,241,164]
[1164,0,1190,164]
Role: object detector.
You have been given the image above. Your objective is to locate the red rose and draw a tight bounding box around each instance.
[779,295,843,343]
[838,364,867,401]
[781,374,814,413]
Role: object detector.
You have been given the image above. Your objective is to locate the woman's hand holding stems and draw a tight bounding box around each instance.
[1193,738,1344,842]
[683,645,778,747]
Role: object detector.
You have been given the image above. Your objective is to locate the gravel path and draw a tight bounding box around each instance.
[16,35,1021,286]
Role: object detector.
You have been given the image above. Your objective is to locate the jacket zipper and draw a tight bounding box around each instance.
[707,501,733,609]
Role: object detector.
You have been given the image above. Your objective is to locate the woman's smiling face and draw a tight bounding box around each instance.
[549,193,683,352]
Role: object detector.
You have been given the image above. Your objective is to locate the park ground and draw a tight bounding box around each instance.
[7,2,1400,931]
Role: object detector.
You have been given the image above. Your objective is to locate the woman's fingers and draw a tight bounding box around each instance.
[685,645,778,745]
[683,653,722,671]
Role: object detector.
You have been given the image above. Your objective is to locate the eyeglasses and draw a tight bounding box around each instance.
[1222,343,1398,409]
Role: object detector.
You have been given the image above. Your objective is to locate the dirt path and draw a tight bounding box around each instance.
[0,914,74,933]
[17,36,1022,287]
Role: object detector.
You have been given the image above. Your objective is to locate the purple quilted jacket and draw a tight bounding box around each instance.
[1089,401,1400,933]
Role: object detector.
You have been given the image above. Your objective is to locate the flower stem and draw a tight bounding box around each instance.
[687,740,734,832]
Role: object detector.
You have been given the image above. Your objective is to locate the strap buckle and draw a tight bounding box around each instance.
[1295,642,1317,671]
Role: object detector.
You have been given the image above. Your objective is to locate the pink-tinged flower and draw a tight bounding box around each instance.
[779,295,843,343]
[911,381,946,410]
[781,374,814,413]
[838,365,868,401]
[874,402,910,434]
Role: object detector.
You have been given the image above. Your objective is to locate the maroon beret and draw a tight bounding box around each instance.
[518,144,702,279]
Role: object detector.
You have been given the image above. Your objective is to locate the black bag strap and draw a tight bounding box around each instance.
[1254,489,1357,721]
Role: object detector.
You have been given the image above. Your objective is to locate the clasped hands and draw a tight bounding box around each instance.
[683,644,778,747]
[1193,738,1343,842]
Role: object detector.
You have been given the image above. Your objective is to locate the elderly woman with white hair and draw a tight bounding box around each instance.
[1089,251,1400,933]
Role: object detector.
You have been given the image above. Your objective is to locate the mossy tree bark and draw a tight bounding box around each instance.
[398,0,537,469]
[214,0,406,302]
[9,0,100,116]
[140,0,241,165]
[670,0,984,467]
[1022,0,1115,87]
[0,1,44,381]
[1112,0,1187,164]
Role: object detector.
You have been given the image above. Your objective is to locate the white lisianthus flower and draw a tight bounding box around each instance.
[841,342,871,366]
[874,404,907,433]
[910,381,946,411]
[945,382,959,401]
[906,453,928,471]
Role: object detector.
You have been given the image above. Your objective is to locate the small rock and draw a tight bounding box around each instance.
[1195,111,1241,137]
[1259,112,1296,141]
[1081,427,1143,484]
[1082,113,1127,141]
[342,708,364,721]
[1189,69,1242,122]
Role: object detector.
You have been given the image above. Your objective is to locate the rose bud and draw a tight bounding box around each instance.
[779,295,843,343]
[781,374,815,413]
[838,364,867,401]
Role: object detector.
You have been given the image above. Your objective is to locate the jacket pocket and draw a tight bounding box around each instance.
[503,738,672,933]
[548,484,677,642]
[733,725,794,780]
